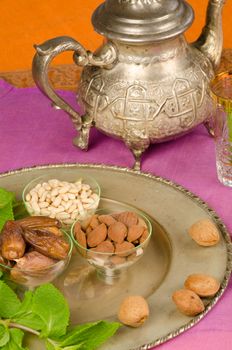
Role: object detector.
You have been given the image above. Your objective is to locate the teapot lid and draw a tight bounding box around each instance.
[92,0,194,43]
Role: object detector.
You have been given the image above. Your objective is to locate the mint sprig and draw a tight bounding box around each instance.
[0,188,28,231]
[0,280,120,349]
[0,189,14,231]
[32,284,69,338]
[0,281,21,318]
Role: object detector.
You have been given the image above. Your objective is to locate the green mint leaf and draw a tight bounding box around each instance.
[0,281,21,318]
[0,189,14,209]
[12,291,45,331]
[60,321,121,350]
[32,284,69,338]
[45,341,56,350]
[0,324,10,347]
[45,341,84,350]
[12,201,28,220]
[62,345,84,350]
[0,188,15,231]
[0,202,14,232]
[2,328,27,350]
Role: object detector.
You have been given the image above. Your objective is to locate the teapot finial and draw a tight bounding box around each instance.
[194,0,226,71]
[92,0,194,43]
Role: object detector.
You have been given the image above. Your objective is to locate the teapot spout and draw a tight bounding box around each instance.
[193,0,226,71]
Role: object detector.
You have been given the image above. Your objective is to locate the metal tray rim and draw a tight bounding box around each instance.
[0,162,231,350]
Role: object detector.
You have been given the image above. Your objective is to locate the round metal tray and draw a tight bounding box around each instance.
[0,164,231,350]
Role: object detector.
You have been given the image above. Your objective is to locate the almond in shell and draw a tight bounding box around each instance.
[172,289,205,316]
[184,274,220,297]
[188,219,220,246]
[118,295,149,327]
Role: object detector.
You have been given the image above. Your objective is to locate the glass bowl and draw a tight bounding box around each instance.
[71,209,152,284]
[0,230,73,289]
[22,173,101,227]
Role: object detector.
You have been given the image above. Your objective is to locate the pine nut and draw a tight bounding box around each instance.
[25,193,31,201]
[53,196,62,207]
[39,202,49,208]
[30,201,40,214]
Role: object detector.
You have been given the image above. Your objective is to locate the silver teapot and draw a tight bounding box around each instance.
[32,0,226,170]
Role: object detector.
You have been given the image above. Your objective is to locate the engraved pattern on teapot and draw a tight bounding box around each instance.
[79,56,211,142]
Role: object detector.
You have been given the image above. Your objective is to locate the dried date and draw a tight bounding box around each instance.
[23,229,69,260]
[1,221,26,260]
[15,251,56,271]
[17,216,61,229]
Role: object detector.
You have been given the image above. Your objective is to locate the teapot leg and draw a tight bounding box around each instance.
[73,123,92,150]
[129,142,149,171]
[132,149,143,171]
[204,120,214,137]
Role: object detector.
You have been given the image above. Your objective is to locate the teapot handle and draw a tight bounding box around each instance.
[32,36,117,132]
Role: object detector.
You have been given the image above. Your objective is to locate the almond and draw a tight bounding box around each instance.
[98,215,116,226]
[87,223,107,247]
[188,219,220,246]
[89,215,100,229]
[86,226,92,234]
[74,221,81,235]
[127,225,144,242]
[108,222,127,243]
[172,289,205,316]
[115,242,135,257]
[117,211,138,227]
[137,217,147,228]
[184,274,220,297]
[75,229,87,249]
[110,255,126,265]
[127,252,137,262]
[93,240,115,254]
[140,229,149,244]
[80,217,92,231]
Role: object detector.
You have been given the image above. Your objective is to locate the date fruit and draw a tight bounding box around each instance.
[23,229,69,260]
[17,216,61,229]
[15,251,56,271]
[1,221,26,260]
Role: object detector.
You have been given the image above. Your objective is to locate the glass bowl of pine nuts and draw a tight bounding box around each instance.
[22,174,101,227]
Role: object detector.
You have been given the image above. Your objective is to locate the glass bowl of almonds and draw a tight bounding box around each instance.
[71,210,152,284]
[22,174,100,227]
[0,217,73,288]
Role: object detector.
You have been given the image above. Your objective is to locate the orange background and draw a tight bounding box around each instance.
[0,0,231,72]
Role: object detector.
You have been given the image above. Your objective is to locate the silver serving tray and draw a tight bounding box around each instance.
[0,164,231,350]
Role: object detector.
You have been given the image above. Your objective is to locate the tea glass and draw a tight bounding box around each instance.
[210,71,232,187]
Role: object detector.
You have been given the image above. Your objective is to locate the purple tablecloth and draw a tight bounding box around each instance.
[0,79,231,349]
